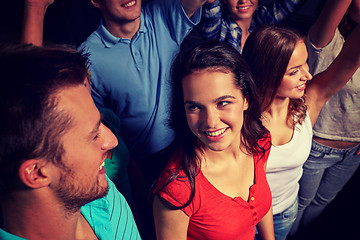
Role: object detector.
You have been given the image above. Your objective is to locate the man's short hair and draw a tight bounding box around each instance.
[0,44,90,198]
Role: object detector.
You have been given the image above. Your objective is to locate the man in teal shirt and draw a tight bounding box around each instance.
[0,44,141,240]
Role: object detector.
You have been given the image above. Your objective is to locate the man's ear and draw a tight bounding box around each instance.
[18,160,52,189]
[91,0,102,9]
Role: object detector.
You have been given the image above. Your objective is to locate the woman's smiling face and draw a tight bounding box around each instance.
[224,0,258,22]
[276,41,312,99]
[182,69,248,152]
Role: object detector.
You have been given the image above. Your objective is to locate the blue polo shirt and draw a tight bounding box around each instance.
[0,178,141,240]
[79,0,201,161]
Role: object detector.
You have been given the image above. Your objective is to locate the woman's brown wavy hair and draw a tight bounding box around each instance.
[242,24,308,127]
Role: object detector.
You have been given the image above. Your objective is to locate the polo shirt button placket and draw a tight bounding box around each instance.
[250,196,258,222]
[133,51,143,66]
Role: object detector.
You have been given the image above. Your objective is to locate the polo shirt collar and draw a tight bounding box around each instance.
[97,13,146,48]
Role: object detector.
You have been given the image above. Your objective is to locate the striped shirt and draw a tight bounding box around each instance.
[198,0,305,52]
[81,177,141,240]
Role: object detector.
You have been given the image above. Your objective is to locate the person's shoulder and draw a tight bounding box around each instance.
[254,133,272,162]
[155,168,193,210]
[78,24,110,55]
[0,227,25,240]
[155,150,191,193]
[257,132,271,148]
[157,154,186,185]
[79,30,102,47]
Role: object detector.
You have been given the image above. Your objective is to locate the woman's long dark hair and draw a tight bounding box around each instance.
[154,41,269,209]
[242,25,308,127]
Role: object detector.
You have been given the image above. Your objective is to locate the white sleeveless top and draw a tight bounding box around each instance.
[266,112,313,214]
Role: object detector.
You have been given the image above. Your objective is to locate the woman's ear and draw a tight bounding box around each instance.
[18,159,52,189]
[243,96,249,111]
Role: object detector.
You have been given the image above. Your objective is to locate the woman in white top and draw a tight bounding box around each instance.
[242,21,360,240]
[291,0,360,236]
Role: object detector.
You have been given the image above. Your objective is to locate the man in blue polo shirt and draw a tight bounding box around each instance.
[79,0,207,184]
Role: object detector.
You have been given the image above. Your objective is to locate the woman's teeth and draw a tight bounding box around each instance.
[237,6,250,10]
[205,128,226,137]
[297,83,306,90]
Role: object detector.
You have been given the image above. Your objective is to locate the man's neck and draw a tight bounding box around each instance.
[1,193,83,240]
[75,214,98,240]
[104,17,141,40]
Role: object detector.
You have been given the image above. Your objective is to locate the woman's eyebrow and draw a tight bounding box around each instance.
[213,95,235,103]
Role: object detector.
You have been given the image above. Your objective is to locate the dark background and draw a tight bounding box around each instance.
[0,0,324,46]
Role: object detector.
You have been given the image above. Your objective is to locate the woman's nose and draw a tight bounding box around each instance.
[202,108,218,128]
[301,64,312,81]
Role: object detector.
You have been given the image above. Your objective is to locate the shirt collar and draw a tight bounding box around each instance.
[96,13,146,48]
[224,13,242,32]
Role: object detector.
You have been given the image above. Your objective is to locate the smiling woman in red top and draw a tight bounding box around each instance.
[153,41,274,240]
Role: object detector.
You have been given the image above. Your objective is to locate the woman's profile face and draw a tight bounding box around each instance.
[276,42,312,99]
[182,69,248,152]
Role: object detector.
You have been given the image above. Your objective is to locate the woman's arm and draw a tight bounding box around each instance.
[21,0,54,46]
[349,0,360,23]
[307,24,360,126]
[181,0,211,19]
[306,0,360,126]
[309,0,352,48]
[153,195,190,240]
[257,159,275,240]
[197,0,222,40]
[256,0,307,24]
[256,207,275,240]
